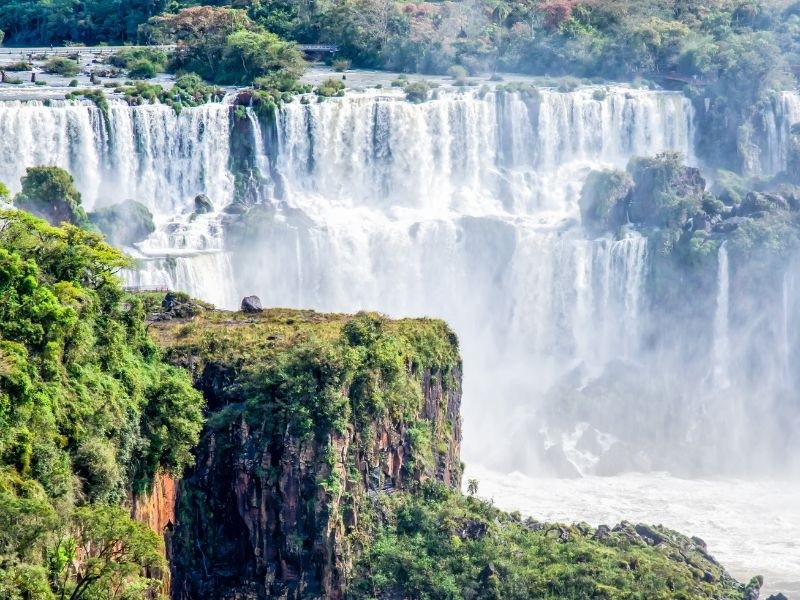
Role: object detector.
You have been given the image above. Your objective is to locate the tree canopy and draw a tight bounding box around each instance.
[0,207,203,599]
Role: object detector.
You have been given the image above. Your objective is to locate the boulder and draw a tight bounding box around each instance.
[241,295,263,313]
[194,194,214,215]
[579,169,632,235]
[89,199,155,246]
[162,292,178,311]
[627,152,705,228]
[737,191,789,217]
[713,216,749,234]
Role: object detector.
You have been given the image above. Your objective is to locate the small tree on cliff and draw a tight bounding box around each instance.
[14,166,89,228]
[51,506,164,600]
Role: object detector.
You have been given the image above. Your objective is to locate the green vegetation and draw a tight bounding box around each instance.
[403,80,435,103]
[2,61,29,72]
[152,307,460,442]
[107,47,168,79]
[350,481,747,599]
[0,210,203,598]
[316,77,346,98]
[146,6,305,86]
[13,166,89,228]
[580,169,633,235]
[42,57,80,77]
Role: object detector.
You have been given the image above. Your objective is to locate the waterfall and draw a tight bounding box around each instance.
[761,91,800,176]
[0,97,237,307]
[122,253,239,309]
[713,242,731,388]
[2,86,715,472]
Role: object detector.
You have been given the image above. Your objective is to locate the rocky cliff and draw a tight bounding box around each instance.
[127,295,766,600]
[145,304,462,599]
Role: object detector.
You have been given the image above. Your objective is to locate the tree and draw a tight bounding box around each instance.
[14,167,89,228]
[467,478,479,496]
[220,29,305,85]
[52,506,164,600]
[145,6,254,81]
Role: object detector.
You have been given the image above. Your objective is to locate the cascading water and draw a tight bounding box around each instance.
[0,97,238,300]
[713,241,731,388]
[5,83,800,594]
[760,90,800,176]
[234,87,695,475]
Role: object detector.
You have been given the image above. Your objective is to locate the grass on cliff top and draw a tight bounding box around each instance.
[350,481,753,600]
[139,292,460,442]
[143,294,459,375]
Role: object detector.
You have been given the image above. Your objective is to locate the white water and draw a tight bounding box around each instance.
[249,87,692,474]
[470,466,800,599]
[0,97,235,288]
[713,242,731,388]
[761,91,800,176]
[4,85,800,593]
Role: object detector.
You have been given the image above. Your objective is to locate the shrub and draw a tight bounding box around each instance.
[4,61,31,71]
[107,47,167,71]
[332,58,351,72]
[43,57,80,77]
[403,80,432,103]
[316,78,345,97]
[557,76,581,92]
[13,166,89,227]
[447,65,468,80]
[127,59,157,79]
[89,200,155,246]
[68,79,78,87]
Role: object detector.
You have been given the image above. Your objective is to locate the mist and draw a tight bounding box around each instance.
[2,86,799,480]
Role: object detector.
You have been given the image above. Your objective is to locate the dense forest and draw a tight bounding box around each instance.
[1,0,799,83]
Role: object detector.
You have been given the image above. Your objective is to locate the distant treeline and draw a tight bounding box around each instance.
[1,1,799,141]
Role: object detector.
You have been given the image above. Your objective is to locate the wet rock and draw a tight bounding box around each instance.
[241,295,263,313]
[744,575,763,600]
[628,154,706,228]
[162,291,178,311]
[691,535,707,550]
[478,563,497,582]
[457,519,488,541]
[737,191,789,216]
[194,194,214,215]
[766,594,789,600]
[593,524,611,540]
[579,169,633,235]
[635,524,666,546]
[713,216,749,234]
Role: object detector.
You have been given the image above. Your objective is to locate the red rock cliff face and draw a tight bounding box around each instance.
[131,473,178,591]
[170,365,462,600]
[133,474,178,534]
